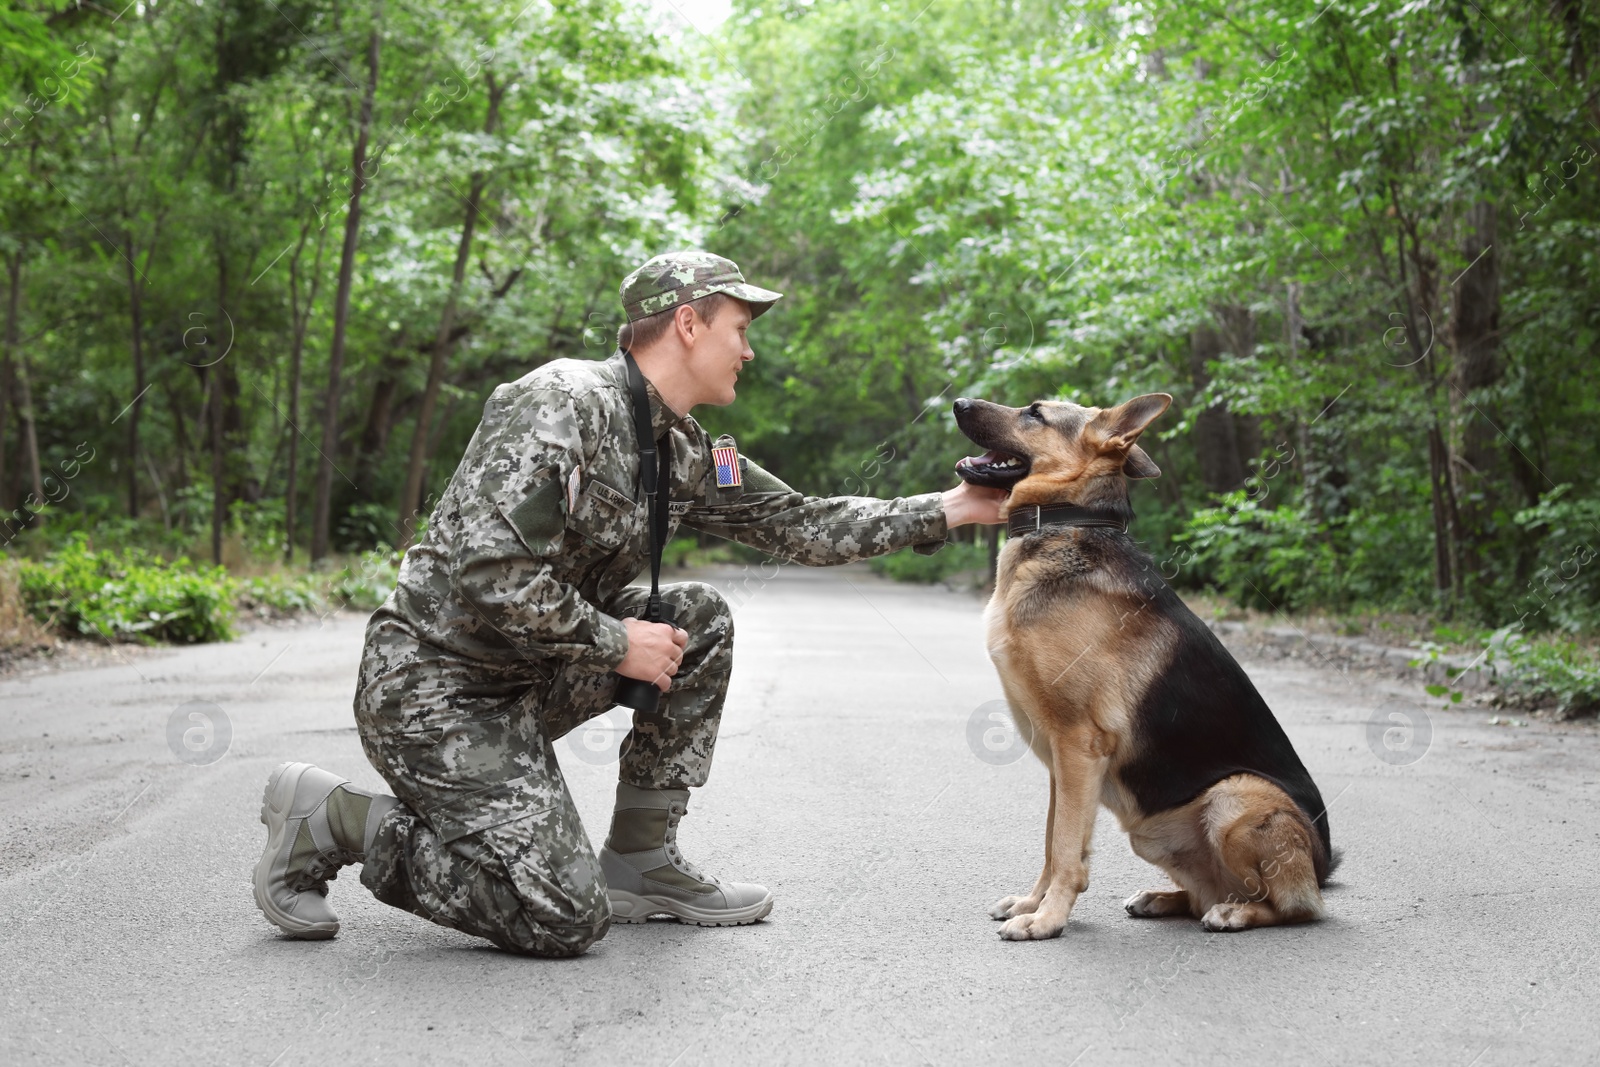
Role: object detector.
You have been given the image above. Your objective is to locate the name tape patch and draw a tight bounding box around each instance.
[587,478,634,511]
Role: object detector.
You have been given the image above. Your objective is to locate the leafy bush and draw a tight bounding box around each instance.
[337,502,397,553]
[1175,494,1344,612]
[240,572,328,615]
[1411,624,1600,720]
[324,550,402,610]
[1175,491,1434,615]
[1511,486,1600,633]
[231,499,288,560]
[869,540,990,584]
[16,534,237,644]
[1487,627,1600,719]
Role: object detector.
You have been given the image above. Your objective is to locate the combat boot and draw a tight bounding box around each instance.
[252,761,397,939]
[599,782,773,926]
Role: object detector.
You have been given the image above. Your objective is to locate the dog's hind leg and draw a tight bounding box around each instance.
[999,725,1110,941]
[1123,888,1190,918]
[1199,776,1325,932]
[990,771,1054,920]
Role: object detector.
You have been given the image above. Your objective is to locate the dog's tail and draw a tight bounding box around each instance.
[1321,846,1345,886]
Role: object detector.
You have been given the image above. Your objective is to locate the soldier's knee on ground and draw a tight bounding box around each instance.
[494,903,611,958]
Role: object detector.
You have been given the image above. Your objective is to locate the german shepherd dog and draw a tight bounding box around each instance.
[953,394,1334,940]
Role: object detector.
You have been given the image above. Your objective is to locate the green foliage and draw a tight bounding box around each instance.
[1,0,1597,644]
[1175,494,1342,612]
[1510,487,1600,633]
[323,550,402,611]
[336,502,397,554]
[14,535,237,644]
[1487,629,1600,720]
[232,500,288,560]
[240,572,327,615]
[868,541,990,584]
[1415,625,1600,720]
[1176,491,1436,614]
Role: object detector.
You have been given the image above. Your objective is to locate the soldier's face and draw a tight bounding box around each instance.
[686,300,754,407]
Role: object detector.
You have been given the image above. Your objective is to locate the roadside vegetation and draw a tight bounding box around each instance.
[2,0,1595,713]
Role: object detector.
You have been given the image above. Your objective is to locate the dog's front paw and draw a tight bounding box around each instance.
[998,911,1066,941]
[988,894,1039,921]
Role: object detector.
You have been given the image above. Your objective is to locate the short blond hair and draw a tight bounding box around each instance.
[618,292,736,351]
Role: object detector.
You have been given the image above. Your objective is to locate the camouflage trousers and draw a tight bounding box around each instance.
[353,580,733,958]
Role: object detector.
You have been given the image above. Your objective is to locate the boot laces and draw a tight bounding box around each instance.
[663,801,713,885]
[289,845,360,895]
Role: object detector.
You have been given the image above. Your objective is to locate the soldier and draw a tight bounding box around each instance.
[253,251,1005,957]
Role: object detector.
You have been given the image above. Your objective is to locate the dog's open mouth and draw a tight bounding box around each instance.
[955,448,1031,490]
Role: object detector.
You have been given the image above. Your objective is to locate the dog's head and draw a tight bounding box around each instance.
[952,393,1172,504]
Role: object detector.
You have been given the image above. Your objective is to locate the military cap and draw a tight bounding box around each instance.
[620,251,783,323]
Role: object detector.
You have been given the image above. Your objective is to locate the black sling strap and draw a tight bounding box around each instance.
[622,349,672,618]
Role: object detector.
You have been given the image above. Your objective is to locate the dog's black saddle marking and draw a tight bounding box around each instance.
[1120,581,1334,884]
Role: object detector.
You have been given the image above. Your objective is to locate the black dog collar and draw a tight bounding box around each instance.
[1006,503,1128,537]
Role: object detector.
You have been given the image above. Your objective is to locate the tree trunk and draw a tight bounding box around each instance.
[312,19,382,561]
[354,358,401,490]
[1215,304,1261,471]
[162,377,193,495]
[397,74,502,547]
[1188,322,1245,493]
[13,347,45,512]
[284,339,302,563]
[284,219,329,564]
[1448,201,1502,585]
[6,252,44,518]
[209,364,225,564]
[124,235,146,519]
[1426,423,1460,611]
[1,254,18,514]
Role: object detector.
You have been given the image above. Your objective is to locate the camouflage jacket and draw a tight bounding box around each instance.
[371,350,949,678]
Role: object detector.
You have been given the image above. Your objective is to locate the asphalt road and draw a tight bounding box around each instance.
[2,563,1597,1066]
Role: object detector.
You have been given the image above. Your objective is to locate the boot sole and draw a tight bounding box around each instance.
[253,761,340,940]
[608,888,774,927]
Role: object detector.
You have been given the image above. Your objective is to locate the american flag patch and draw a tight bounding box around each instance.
[712,445,742,487]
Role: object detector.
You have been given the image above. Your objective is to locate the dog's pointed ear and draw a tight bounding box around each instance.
[1124,445,1161,479]
[1091,393,1172,448]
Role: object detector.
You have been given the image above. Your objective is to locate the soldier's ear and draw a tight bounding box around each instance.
[674,302,699,343]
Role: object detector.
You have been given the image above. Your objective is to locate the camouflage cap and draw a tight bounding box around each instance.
[620,251,783,323]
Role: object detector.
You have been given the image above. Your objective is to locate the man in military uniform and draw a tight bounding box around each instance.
[252,251,1005,957]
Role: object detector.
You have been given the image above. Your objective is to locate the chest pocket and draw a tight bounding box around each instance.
[567,474,640,551]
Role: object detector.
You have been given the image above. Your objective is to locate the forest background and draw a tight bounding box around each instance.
[2,0,1597,711]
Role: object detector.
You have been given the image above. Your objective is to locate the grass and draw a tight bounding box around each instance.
[3,533,401,649]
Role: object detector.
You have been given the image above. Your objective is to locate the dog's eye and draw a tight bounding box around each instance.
[1025,403,1043,421]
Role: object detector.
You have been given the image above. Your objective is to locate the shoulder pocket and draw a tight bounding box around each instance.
[500,464,565,554]
[741,459,793,495]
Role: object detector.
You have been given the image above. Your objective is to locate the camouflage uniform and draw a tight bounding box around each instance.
[355,310,948,955]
